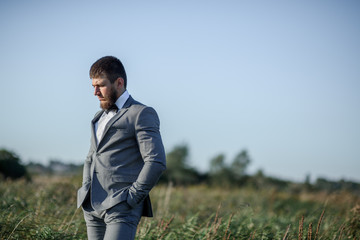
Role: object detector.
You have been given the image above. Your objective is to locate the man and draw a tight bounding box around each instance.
[77,56,166,240]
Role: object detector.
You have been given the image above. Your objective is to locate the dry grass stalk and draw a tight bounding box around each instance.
[163,215,174,231]
[163,181,173,216]
[348,204,360,238]
[157,215,173,231]
[59,207,80,232]
[137,218,151,238]
[206,203,222,240]
[283,224,291,240]
[206,218,223,240]
[205,220,211,230]
[223,213,234,240]
[64,207,80,233]
[307,222,313,240]
[156,182,173,217]
[213,218,223,236]
[58,215,67,231]
[8,213,31,240]
[157,219,163,229]
[155,185,166,217]
[298,215,304,240]
[158,215,175,239]
[314,209,325,240]
[226,230,232,240]
[338,223,345,240]
[248,230,256,240]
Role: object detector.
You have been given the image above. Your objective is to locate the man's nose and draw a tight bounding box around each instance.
[94,86,100,96]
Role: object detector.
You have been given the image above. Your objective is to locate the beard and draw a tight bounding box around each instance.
[100,86,118,110]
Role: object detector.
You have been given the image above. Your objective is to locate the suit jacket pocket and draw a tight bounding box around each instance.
[107,127,130,139]
[77,182,90,208]
[85,150,94,163]
[112,174,138,183]
[111,122,130,132]
[114,127,129,132]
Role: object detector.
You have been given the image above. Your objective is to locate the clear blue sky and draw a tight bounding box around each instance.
[1,0,359,182]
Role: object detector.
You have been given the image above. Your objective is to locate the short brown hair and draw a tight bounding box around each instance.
[89,56,127,88]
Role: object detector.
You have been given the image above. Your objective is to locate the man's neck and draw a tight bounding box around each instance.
[114,90,130,110]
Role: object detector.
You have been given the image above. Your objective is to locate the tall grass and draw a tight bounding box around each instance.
[0,176,359,239]
[0,175,86,239]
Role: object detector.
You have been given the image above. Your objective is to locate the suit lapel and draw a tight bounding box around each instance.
[91,110,104,149]
[102,108,128,136]
[97,96,135,147]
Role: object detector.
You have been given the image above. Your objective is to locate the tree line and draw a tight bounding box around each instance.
[159,144,251,187]
[1,146,360,194]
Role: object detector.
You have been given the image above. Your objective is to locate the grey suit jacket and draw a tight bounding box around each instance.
[77,96,166,217]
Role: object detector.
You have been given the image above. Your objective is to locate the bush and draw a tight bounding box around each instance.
[0,148,29,180]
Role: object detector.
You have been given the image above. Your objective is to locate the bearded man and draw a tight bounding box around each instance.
[77,56,166,240]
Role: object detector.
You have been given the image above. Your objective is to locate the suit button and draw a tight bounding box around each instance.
[96,153,100,157]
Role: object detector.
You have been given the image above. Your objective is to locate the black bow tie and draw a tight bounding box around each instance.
[105,105,118,114]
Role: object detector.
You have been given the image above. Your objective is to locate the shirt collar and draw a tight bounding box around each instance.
[115,90,130,110]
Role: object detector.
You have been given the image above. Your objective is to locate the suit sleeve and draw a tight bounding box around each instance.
[126,106,166,208]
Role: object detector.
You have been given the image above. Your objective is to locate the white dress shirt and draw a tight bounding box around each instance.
[95,90,130,145]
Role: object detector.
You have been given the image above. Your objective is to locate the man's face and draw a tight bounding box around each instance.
[92,78,118,110]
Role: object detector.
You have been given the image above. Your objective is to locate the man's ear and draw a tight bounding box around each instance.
[115,77,125,90]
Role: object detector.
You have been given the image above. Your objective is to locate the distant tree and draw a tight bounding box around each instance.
[161,144,199,185]
[304,173,313,191]
[0,148,29,180]
[247,169,265,189]
[231,149,251,182]
[209,154,226,174]
[255,169,265,178]
[209,153,234,187]
[314,177,360,194]
[208,149,251,187]
[166,144,188,171]
[26,161,51,175]
[26,159,83,176]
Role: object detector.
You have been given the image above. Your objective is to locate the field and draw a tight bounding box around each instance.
[0,175,359,239]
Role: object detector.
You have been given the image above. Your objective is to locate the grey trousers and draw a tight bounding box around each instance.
[82,197,143,240]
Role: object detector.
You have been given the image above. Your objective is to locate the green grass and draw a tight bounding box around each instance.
[0,176,359,239]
